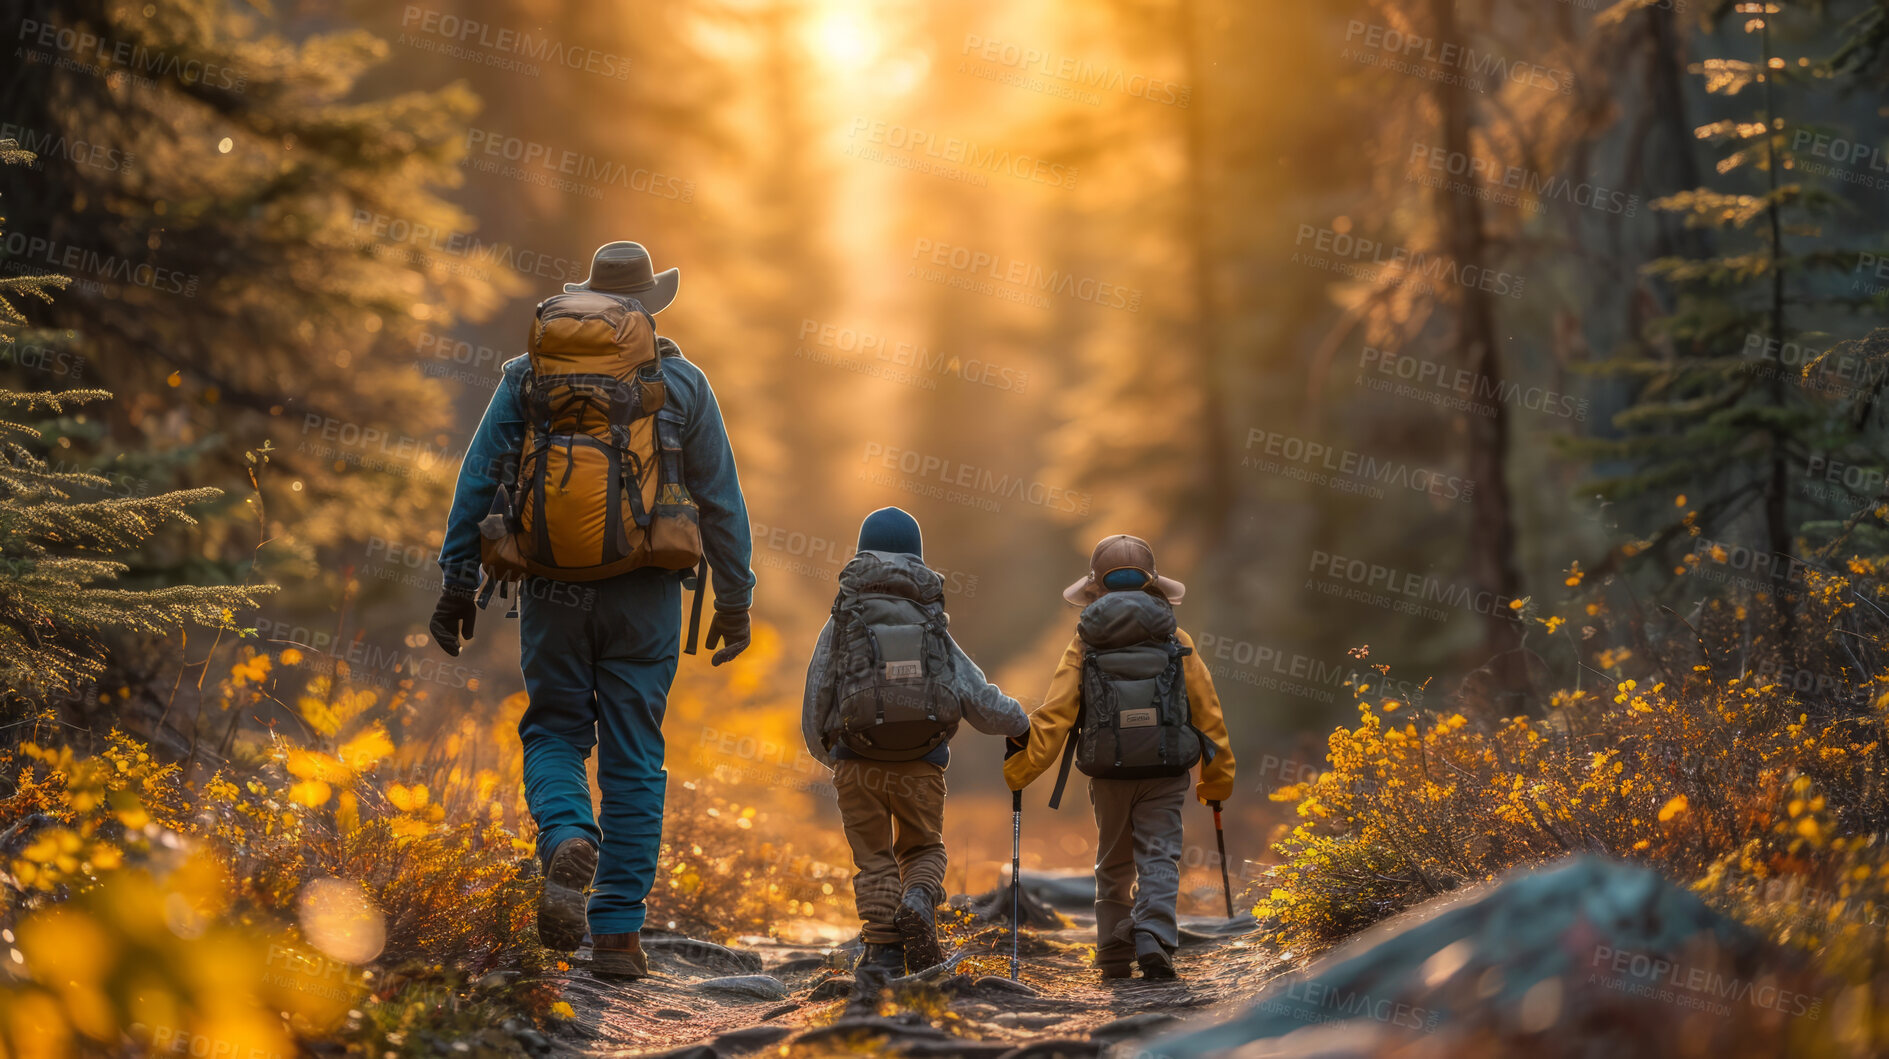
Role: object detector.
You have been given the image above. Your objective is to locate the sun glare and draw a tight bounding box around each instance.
[807,9,877,66]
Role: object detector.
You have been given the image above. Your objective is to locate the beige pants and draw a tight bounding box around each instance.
[834,758,948,944]
[1090,772,1189,966]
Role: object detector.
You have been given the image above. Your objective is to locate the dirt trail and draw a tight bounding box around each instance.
[546,896,1280,1058]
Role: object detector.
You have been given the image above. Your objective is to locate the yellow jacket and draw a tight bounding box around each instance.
[1004,627,1236,804]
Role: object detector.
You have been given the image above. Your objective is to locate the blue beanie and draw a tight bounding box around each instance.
[857,506,923,559]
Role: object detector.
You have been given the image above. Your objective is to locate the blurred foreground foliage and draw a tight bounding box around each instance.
[0,617,859,1056]
[0,655,555,1058]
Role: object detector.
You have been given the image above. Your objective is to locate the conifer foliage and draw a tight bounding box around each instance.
[2,0,515,578]
[1573,1,1885,583]
[0,141,264,702]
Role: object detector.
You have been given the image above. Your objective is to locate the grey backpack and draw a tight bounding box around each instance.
[829,551,962,761]
[1049,591,1207,807]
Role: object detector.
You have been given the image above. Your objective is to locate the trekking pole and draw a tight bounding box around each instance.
[1010,788,1022,979]
[1210,800,1234,919]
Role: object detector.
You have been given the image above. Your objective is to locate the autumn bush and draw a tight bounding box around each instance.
[0,617,865,1055]
[1259,537,1889,1041]
[648,780,857,943]
[646,619,862,943]
[0,650,557,1058]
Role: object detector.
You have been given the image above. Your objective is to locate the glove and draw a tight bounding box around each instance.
[705,608,750,667]
[1004,736,1028,760]
[430,587,478,656]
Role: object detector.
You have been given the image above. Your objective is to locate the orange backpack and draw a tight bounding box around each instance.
[478,291,703,588]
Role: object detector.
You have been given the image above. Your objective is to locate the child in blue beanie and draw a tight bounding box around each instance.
[801,507,1027,976]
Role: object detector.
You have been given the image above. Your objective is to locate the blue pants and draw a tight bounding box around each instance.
[518,568,680,935]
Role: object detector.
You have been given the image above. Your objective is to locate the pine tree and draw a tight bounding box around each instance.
[1,0,516,589]
[1572,1,1871,594]
[0,140,266,705]
[1797,0,1889,565]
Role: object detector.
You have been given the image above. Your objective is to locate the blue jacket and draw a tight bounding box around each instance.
[437,339,756,613]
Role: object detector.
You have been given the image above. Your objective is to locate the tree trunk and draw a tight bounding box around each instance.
[1646,4,1707,263]
[1432,0,1523,668]
[1756,14,1797,651]
[1177,0,1234,559]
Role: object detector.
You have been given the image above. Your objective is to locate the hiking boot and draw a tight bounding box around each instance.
[1099,962,1135,980]
[536,837,597,952]
[893,887,945,974]
[592,932,650,979]
[1135,930,1178,980]
[855,941,906,976]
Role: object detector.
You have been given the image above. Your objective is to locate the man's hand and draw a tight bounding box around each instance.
[705,609,750,666]
[430,587,478,656]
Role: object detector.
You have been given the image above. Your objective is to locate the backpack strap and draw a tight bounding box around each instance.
[1047,714,1080,811]
[1159,639,1215,764]
[621,296,656,336]
[1194,725,1217,764]
[923,606,957,683]
[522,433,556,564]
[1080,646,1129,771]
[682,559,708,655]
[1152,640,1190,768]
[1047,681,1088,810]
[619,440,651,531]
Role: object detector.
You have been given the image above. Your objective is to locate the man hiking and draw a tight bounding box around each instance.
[801,507,1028,976]
[431,241,755,978]
[1005,535,1235,981]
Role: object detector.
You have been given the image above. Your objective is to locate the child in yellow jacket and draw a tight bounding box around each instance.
[1005,535,1235,980]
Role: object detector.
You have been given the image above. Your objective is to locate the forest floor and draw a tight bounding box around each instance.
[542,878,1276,1058]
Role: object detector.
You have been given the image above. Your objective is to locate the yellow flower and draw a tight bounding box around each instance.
[288,780,333,808]
[337,725,395,771]
[1658,795,1689,822]
[387,783,430,813]
[285,748,347,784]
[390,818,431,839]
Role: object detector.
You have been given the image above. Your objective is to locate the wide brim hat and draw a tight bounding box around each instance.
[564,240,679,313]
[1062,534,1186,606]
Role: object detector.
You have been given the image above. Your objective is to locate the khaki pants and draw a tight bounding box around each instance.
[1090,772,1188,966]
[834,758,948,944]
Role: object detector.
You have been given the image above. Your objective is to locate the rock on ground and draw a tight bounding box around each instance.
[689,975,790,1002]
[961,877,1070,928]
[641,933,766,976]
[1144,854,1825,1058]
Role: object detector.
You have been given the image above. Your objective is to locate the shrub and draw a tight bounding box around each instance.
[1259,544,1889,999]
[649,780,858,943]
[0,625,867,1054]
[0,654,551,1057]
